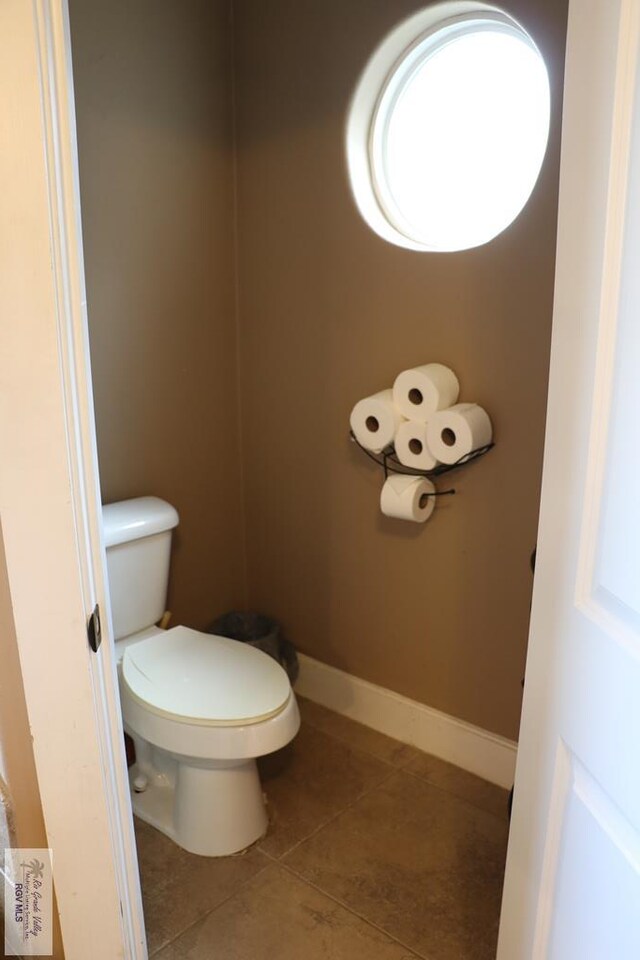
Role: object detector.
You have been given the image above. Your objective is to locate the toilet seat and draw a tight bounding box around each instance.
[122,625,291,727]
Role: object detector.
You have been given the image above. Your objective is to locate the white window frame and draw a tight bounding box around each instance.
[346,0,549,252]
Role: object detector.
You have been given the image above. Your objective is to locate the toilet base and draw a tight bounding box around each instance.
[129,756,269,857]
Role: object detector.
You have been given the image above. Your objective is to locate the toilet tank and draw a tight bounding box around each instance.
[102,497,179,641]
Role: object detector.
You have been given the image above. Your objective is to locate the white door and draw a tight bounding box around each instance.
[498,0,640,956]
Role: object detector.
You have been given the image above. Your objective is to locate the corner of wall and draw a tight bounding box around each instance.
[228,0,250,609]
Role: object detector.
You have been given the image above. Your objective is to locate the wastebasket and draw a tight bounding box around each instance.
[207,611,299,683]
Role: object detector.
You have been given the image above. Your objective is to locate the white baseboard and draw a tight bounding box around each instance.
[295,654,517,789]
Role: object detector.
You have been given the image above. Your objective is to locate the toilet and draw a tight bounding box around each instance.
[102,496,300,857]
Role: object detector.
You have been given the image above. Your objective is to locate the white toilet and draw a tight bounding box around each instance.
[102,496,300,857]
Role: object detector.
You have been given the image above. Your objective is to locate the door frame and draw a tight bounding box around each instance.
[0,1,145,956]
[4,0,614,956]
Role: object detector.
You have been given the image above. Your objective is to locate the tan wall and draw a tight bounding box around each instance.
[233,0,569,740]
[0,527,64,956]
[69,0,245,629]
[71,0,568,742]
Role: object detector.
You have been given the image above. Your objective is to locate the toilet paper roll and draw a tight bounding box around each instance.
[350,390,402,453]
[394,420,439,471]
[380,474,436,523]
[393,363,460,422]
[426,403,493,465]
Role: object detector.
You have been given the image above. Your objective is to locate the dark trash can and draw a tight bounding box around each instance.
[207,611,299,684]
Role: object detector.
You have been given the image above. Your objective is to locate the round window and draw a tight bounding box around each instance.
[346,3,551,252]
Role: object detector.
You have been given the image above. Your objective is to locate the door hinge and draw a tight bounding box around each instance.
[87,603,102,653]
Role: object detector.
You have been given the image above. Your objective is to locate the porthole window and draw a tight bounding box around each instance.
[346,3,551,252]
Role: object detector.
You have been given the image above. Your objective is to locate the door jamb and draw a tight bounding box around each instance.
[0,1,146,955]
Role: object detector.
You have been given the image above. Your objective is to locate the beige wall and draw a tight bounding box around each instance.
[70,0,246,629]
[233,0,569,740]
[0,528,64,956]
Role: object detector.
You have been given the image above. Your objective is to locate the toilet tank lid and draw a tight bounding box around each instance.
[102,497,179,548]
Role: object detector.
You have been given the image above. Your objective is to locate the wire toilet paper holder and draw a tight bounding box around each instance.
[349,430,494,500]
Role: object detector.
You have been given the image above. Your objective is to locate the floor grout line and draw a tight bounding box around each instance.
[147,849,273,958]
[261,762,399,862]
[399,766,510,824]
[297,705,418,772]
[298,730,509,826]
[298,708,509,823]
[298,703,509,818]
[275,858,430,960]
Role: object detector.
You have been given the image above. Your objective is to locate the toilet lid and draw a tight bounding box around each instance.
[122,626,291,727]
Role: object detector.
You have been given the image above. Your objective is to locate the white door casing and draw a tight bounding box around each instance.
[499,0,640,956]
[0,2,145,956]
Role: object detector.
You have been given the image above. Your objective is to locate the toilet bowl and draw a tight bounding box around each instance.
[118,626,300,857]
[103,497,300,857]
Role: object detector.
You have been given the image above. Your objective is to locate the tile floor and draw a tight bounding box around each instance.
[140,697,510,960]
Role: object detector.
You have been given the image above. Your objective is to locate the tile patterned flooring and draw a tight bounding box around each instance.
[141,698,510,959]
